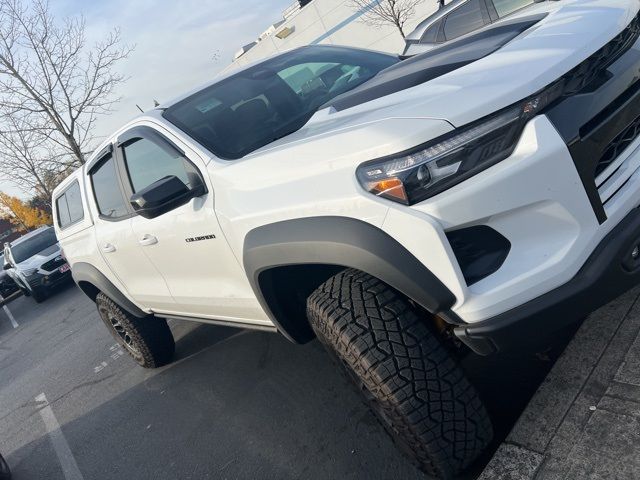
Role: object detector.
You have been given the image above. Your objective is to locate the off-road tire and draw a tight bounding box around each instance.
[307,269,493,479]
[31,288,47,303]
[96,293,175,368]
[0,453,10,480]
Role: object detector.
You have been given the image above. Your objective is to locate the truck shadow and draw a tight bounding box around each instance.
[5,328,426,480]
[3,318,579,480]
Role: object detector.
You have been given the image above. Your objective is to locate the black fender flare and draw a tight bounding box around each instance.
[72,262,148,318]
[243,216,459,342]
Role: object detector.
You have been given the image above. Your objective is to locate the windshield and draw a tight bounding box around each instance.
[11,228,58,263]
[163,46,399,159]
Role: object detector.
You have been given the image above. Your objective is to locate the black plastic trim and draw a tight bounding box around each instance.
[446,225,511,286]
[72,262,148,318]
[455,206,640,355]
[327,14,547,112]
[117,125,186,157]
[243,217,459,343]
[85,143,113,173]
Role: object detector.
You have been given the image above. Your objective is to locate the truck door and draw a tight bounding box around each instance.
[87,148,176,310]
[114,126,269,326]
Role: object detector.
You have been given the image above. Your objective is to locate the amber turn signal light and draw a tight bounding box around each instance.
[368,178,408,204]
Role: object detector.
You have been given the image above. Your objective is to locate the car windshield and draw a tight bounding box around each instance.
[163,46,399,159]
[11,228,58,263]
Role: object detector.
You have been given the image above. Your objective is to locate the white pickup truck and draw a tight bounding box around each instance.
[52,1,640,476]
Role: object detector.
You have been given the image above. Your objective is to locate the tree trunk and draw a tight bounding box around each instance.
[67,135,85,165]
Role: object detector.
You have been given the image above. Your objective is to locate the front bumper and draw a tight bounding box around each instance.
[455,205,640,355]
[383,31,640,326]
[26,268,73,292]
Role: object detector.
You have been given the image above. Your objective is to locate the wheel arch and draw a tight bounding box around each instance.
[72,262,148,318]
[243,216,459,343]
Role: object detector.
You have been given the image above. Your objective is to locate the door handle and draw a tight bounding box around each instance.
[139,234,158,246]
[101,243,116,253]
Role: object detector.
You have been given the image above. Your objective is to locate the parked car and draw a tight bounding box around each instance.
[53,2,640,477]
[0,253,18,299]
[3,226,72,303]
[403,0,539,56]
[0,453,10,480]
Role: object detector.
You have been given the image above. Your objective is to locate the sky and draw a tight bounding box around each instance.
[0,0,293,198]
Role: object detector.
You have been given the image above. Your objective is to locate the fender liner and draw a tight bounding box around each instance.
[72,262,148,318]
[243,216,459,342]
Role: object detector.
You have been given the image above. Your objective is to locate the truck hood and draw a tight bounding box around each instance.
[246,0,638,162]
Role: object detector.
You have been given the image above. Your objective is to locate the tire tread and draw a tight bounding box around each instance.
[307,269,492,478]
[96,293,174,368]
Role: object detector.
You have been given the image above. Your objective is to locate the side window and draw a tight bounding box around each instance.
[491,0,534,17]
[90,155,129,219]
[57,195,71,227]
[443,0,486,41]
[55,181,84,229]
[420,20,442,44]
[122,137,201,193]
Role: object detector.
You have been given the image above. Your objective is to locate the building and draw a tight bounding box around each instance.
[229,0,441,69]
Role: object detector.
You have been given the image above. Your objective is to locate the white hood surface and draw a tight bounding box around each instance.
[246,0,638,160]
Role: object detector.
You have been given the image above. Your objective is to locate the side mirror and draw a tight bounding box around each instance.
[2,263,10,271]
[130,175,202,220]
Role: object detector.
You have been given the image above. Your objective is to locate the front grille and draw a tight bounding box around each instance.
[595,113,640,177]
[41,256,66,272]
[545,9,640,223]
[563,13,640,96]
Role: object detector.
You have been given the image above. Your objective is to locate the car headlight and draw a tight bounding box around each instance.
[21,268,38,277]
[356,82,565,205]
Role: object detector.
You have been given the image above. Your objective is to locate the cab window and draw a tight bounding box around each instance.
[443,0,487,41]
[420,20,442,44]
[55,181,84,229]
[491,0,534,17]
[90,155,129,219]
[121,136,202,193]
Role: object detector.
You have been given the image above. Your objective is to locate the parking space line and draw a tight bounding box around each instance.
[2,304,18,329]
[35,393,84,480]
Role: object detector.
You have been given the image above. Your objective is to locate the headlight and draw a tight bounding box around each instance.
[21,268,38,277]
[356,82,565,205]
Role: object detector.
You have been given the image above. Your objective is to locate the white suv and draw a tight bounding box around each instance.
[53,2,640,477]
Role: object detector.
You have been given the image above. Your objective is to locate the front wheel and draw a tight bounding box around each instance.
[307,269,493,479]
[0,453,11,480]
[96,293,175,368]
[30,288,47,303]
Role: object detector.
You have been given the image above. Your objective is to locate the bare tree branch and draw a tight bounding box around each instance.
[0,113,72,201]
[0,0,133,181]
[348,0,425,38]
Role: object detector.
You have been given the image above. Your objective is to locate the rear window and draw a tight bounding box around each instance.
[56,181,84,229]
[163,46,398,160]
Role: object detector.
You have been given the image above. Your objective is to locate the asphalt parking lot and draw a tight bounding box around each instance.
[0,283,577,479]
